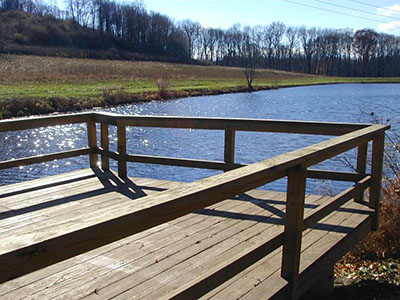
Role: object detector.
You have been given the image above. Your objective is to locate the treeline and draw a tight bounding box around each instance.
[1,0,400,77]
[0,0,188,59]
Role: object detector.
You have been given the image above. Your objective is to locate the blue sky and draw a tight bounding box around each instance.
[141,0,400,34]
[53,0,400,34]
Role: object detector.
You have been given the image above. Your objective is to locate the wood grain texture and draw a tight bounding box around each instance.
[281,164,307,300]
[87,121,98,168]
[224,129,235,170]
[117,124,127,178]
[0,148,90,170]
[0,113,389,300]
[93,112,369,135]
[307,169,366,182]
[0,113,92,132]
[370,133,385,230]
[355,143,368,203]
[100,123,109,171]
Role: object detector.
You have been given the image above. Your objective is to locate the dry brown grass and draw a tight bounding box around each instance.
[0,54,314,83]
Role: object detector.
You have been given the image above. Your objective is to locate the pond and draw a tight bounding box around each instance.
[1,83,399,193]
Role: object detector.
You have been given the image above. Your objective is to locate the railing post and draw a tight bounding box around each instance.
[224,129,235,171]
[117,124,127,178]
[101,123,109,171]
[355,143,368,203]
[369,133,385,230]
[282,164,307,300]
[87,120,98,168]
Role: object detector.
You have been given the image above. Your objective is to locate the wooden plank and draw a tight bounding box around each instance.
[0,175,156,233]
[0,186,372,300]
[355,143,368,203]
[0,126,389,283]
[94,112,368,136]
[81,192,289,300]
[296,205,372,297]
[281,164,307,300]
[0,169,93,196]
[303,176,371,229]
[224,130,235,170]
[0,113,92,132]
[205,197,354,300]
[125,194,325,300]
[3,164,287,283]
[243,201,372,300]
[369,133,385,230]
[1,198,239,299]
[21,195,273,300]
[117,124,127,178]
[0,148,91,170]
[307,169,366,182]
[100,123,109,171]
[87,121,98,168]
[0,175,187,229]
[0,178,213,298]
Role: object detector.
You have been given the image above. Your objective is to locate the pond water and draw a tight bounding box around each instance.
[0,83,399,193]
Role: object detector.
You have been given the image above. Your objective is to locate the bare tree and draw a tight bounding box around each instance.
[179,19,201,59]
[0,23,5,53]
[241,29,260,92]
[354,29,378,76]
[241,43,259,91]
[285,26,299,72]
[65,0,90,26]
[299,26,317,74]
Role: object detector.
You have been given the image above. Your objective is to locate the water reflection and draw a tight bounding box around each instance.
[0,84,399,193]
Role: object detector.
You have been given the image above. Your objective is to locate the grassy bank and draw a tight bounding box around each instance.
[0,54,399,119]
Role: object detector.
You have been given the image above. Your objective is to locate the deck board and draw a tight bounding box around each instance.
[0,169,374,300]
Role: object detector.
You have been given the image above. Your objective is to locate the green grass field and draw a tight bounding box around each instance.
[0,54,399,119]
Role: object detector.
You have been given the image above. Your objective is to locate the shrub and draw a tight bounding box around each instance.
[157,78,170,99]
[347,179,400,260]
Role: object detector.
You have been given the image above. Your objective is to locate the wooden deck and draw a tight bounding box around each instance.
[0,112,389,299]
[0,168,373,300]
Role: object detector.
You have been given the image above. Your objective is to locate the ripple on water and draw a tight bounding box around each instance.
[0,84,399,193]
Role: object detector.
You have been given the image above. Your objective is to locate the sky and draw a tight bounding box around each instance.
[139,0,400,34]
[53,0,400,34]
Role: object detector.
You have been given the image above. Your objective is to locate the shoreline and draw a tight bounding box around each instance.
[1,80,399,120]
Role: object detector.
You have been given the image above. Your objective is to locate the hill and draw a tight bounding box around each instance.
[0,10,185,62]
[0,54,398,119]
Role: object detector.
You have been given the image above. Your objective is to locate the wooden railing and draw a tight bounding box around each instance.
[0,112,389,298]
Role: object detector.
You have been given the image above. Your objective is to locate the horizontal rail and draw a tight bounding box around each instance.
[95,148,243,171]
[0,112,378,136]
[94,112,369,135]
[307,169,367,182]
[286,124,388,168]
[126,154,235,170]
[303,176,371,229]
[0,113,92,132]
[0,148,91,170]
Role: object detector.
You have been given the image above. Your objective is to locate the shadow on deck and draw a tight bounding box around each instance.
[0,112,389,299]
[0,168,373,300]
